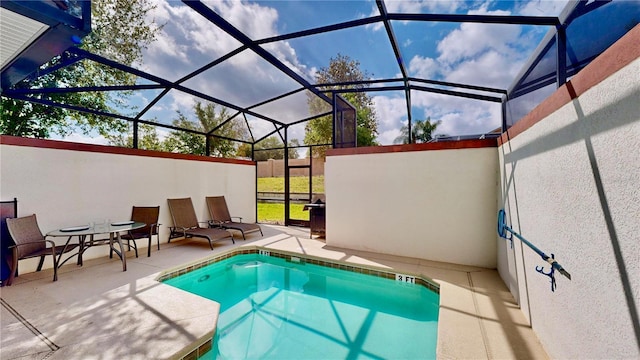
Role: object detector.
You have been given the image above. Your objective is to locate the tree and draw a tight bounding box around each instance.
[0,0,162,138]
[236,136,299,160]
[163,101,248,157]
[0,99,67,138]
[305,54,379,157]
[394,117,442,144]
[105,123,164,151]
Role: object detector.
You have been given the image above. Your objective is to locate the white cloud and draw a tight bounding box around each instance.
[252,90,320,124]
[405,5,528,89]
[367,0,466,31]
[517,0,570,16]
[141,0,310,86]
[372,95,407,131]
[205,0,279,39]
[156,127,171,142]
[411,91,502,135]
[370,3,542,141]
[262,42,313,81]
[436,7,520,64]
[286,122,307,144]
[372,94,411,145]
[138,0,316,125]
[136,0,545,145]
[169,90,197,113]
[61,132,109,145]
[437,103,501,135]
[139,1,243,80]
[378,128,402,145]
[206,0,314,81]
[383,0,464,14]
[443,49,522,88]
[408,55,438,79]
[247,117,278,141]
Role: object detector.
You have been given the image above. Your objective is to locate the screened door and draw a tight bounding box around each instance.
[285,160,311,227]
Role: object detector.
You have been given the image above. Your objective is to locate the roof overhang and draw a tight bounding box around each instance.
[0,0,91,91]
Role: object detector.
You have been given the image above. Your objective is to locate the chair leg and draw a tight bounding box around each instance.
[36,256,45,271]
[168,227,175,243]
[14,256,19,277]
[51,249,59,282]
[147,237,152,257]
[5,252,17,286]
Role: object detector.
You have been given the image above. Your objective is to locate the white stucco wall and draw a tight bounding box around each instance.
[0,142,256,273]
[325,146,498,268]
[498,58,639,358]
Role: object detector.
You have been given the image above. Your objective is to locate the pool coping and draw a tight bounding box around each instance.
[157,245,440,293]
[158,245,441,360]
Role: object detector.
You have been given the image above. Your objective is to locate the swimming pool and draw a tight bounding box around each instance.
[163,252,439,359]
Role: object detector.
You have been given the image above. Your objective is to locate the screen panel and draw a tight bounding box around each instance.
[333,94,356,149]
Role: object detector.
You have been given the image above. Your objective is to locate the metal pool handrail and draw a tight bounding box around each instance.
[497,209,571,292]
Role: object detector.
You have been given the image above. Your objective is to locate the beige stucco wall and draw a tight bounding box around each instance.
[325,146,498,268]
[498,58,639,358]
[0,143,256,273]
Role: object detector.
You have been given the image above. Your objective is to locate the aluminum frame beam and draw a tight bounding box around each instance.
[183,0,333,105]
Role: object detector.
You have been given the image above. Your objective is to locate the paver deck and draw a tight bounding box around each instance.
[0,225,548,359]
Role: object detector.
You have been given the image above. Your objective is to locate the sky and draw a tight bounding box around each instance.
[67,0,571,147]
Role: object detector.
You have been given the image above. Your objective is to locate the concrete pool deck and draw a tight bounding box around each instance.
[0,225,549,359]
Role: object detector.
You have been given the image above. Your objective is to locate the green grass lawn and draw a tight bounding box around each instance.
[258,175,324,193]
[258,202,309,224]
[257,176,321,223]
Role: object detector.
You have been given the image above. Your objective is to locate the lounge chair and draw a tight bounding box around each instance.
[119,206,161,257]
[5,214,79,284]
[206,196,262,240]
[167,198,234,249]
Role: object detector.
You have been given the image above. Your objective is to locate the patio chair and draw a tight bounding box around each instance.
[167,198,234,249]
[206,196,262,240]
[119,206,161,257]
[1,198,17,286]
[5,214,79,285]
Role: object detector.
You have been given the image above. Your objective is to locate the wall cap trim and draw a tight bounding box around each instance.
[326,138,497,157]
[0,135,255,166]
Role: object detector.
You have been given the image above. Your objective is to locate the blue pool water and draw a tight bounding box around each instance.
[164,254,439,359]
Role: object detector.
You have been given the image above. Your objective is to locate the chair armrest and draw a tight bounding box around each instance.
[169,226,190,239]
[172,226,191,231]
[231,216,243,222]
[209,220,224,228]
[8,240,57,249]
